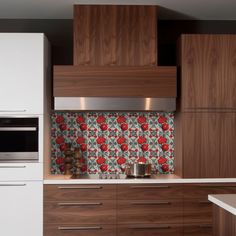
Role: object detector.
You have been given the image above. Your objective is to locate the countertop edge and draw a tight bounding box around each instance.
[208,194,236,216]
[44,178,236,185]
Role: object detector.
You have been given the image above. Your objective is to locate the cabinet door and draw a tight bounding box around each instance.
[220,113,236,177]
[0,34,44,114]
[181,34,236,110]
[0,181,43,236]
[183,113,220,178]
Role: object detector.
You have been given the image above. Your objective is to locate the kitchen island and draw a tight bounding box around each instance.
[208,194,236,236]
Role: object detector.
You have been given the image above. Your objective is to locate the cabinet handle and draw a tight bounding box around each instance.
[198,200,211,204]
[129,225,170,230]
[0,127,37,131]
[199,224,212,228]
[131,201,170,205]
[58,226,102,231]
[58,202,103,206]
[58,186,103,189]
[0,110,27,112]
[198,185,236,188]
[0,166,26,168]
[0,184,26,186]
[130,185,170,189]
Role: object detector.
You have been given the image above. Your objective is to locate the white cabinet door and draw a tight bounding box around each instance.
[0,33,44,115]
[0,181,43,236]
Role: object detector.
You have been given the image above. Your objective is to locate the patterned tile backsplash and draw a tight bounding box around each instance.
[51,112,174,174]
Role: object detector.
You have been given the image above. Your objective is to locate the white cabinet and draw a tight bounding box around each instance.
[0,33,50,115]
[0,181,43,236]
[0,163,43,181]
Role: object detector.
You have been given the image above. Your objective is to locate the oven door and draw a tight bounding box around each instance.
[0,117,38,162]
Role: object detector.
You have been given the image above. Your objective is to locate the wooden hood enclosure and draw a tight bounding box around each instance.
[54,5,177,111]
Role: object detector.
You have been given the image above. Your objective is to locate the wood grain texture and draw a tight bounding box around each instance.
[213,205,236,236]
[117,184,183,200]
[180,34,236,111]
[117,224,183,236]
[183,184,236,199]
[184,224,212,236]
[44,224,116,236]
[44,184,116,201]
[182,113,220,178]
[183,199,212,224]
[53,66,177,97]
[220,113,236,178]
[73,5,157,66]
[44,200,116,224]
[117,199,183,224]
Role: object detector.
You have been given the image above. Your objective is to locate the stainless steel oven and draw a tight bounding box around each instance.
[0,117,38,162]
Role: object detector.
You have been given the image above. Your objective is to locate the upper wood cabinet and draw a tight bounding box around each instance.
[179,34,236,111]
[73,5,157,66]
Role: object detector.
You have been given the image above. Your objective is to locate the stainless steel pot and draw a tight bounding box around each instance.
[125,162,152,177]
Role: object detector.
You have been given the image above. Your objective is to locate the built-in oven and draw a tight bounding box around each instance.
[0,117,38,162]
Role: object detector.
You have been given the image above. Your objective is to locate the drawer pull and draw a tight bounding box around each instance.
[198,185,236,188]
[130,185,170,189]
[129,225,170,230]
[0,184,26,187]
[58,202,103,206]
[199,224,212,228]
[131,201,170,205]
[58,186,103,190]
[0,110,27,112]
[0,166,26,168]
[58,226,102,231]
[198,200,211,204]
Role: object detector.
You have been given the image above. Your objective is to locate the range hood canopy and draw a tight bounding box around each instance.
[53,5,177,111]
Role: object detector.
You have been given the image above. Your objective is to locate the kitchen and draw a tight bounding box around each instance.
[0,1,236,236]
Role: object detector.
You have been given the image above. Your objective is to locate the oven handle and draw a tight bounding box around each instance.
[0,127,37,131]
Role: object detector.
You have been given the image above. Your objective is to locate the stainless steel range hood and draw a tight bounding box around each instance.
[55,97,176,111]
[53,66,177,111]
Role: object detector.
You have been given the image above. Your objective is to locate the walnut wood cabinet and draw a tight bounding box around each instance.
[44,184,116,236]
[178,34,236,178]
[179,34,236,111]
[182,113,236,178]
[44,183,236,236]
[183,184,236,236]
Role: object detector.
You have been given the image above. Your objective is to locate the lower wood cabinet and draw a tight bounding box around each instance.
[117,224,183,236]
[117,199,183,224]
[44,224,116,236]
[44,183,236,236]
[183,224,213,236]
[44,200,116,224]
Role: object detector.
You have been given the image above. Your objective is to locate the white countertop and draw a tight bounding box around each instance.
[208,194,236,216]
[44,174,236,184]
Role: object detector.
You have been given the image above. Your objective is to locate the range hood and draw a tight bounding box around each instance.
[54,5,177,111]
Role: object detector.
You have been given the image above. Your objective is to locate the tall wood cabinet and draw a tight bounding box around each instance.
[178,34,236,178]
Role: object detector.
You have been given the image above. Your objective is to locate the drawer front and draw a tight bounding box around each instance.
[184,224,212,236]
[117,200,183,224]
[0,163,42,181]
[183,184,236,199]
[44,200,116,224]
[117,184,183,200]
[44,184,116,200]
[117,224,183,236]
[184,199,212,223]
[44,224,115,236]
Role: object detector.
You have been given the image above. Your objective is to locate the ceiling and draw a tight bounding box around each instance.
[0,0,235,20]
